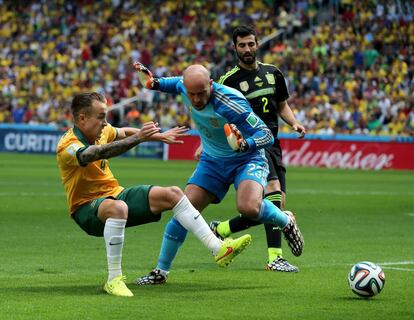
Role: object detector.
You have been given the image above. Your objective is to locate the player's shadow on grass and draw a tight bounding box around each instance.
[11,281,272,296]
[10,284,105,296]
[136,281,272,293]
[335,296,382,302]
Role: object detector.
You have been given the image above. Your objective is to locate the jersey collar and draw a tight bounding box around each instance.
[238,62,259,72]
[73,126,91,146]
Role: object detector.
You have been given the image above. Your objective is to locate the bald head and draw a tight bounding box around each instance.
[183,64,210,86]
[183,64,213,109]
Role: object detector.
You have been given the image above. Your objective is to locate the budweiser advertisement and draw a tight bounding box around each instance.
[168,136,414,170]
[281,139,414,170]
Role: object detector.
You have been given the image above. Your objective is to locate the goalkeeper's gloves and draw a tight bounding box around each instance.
[237,139,249,152]
[224,124,249,152]
[132,61,159,89]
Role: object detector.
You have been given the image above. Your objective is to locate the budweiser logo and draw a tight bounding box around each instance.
[283,142,394,170]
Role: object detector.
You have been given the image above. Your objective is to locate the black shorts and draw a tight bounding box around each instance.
[265,144,286,193]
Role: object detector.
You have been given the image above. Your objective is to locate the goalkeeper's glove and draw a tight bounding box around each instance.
[224,124,249,152]
[132,61,159,89]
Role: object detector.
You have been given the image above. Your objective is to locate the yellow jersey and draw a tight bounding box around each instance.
[56,124,124,214]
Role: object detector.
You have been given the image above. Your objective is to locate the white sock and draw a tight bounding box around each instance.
[104,218,126,282]
[173,196,222,255]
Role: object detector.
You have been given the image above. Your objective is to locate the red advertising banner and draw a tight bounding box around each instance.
[167,135,201,160]
[168,136,414,170]
[281,140,414,170]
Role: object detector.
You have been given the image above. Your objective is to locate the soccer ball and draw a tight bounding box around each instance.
[348,261,385,297]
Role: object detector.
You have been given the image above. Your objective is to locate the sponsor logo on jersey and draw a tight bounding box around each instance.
[90,199,97,208]
[246,113,259,127]
[100,159,107,170]
[239,81,249,92]
[254,76,263,87]
[266,73,275,84]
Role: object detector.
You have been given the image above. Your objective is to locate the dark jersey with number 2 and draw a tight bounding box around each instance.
[218,62,289,141]
[218,62,289,178]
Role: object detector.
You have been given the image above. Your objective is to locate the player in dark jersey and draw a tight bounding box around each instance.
[211,25,306,272]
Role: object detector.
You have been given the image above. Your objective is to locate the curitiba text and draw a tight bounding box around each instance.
[3,133,62,153]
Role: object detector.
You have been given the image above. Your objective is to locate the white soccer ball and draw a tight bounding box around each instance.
[348,261,385,297]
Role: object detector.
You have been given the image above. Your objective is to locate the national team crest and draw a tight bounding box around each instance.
[266,73,275,84]
[239,81,249,92]
[209,117,219,128]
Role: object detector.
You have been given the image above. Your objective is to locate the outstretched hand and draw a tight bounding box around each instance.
[155,126,189,144]
[137,121,161,141]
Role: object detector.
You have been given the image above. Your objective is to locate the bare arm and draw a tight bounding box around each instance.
[278,100,306,138]
[152,126,189,144]
[116,127,140,139]
[79,123,189,165]
[118,125,188,144]
[79,122,160,164]
[79,133,144,164]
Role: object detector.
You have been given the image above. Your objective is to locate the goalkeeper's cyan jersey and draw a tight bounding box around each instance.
[158,77,273,158]
[56,124,123,214]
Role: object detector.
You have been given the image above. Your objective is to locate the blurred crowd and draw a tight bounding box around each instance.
[0,0,413,137]
[264,0,414,136]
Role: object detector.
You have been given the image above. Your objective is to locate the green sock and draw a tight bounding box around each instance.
[217,220,231,238]
[268,248,283,263]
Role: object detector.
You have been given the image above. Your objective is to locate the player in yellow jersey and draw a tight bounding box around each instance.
[57,92,252,297]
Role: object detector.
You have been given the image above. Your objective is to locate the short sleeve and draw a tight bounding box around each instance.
[274,69,289,102]
[104,124,118,143]
[59,142,84,167]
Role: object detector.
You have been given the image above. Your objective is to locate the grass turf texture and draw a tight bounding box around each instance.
[0,153,413,320]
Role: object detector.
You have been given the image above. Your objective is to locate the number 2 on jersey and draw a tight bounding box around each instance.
[262,97,269,113]
[247,163,264,179]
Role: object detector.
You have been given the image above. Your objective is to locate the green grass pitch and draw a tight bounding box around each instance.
[0,153,413,320]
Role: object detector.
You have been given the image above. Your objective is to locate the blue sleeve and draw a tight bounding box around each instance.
[234,112,274,152]
[214,85,274,151]
[158,77,184,94]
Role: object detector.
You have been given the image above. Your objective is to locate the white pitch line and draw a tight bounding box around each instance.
[0,181,60,186]
[348,261,414,272]
[0,192,65,197]
[289,189,414,196]
[378,261,414,266]
[226,189,414,196]
[1,186,413,196]
[307,261,414,272]
[5,191,410,196]
[382,267,414,272]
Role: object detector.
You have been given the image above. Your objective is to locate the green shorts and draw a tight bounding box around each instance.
[72,185,161,237]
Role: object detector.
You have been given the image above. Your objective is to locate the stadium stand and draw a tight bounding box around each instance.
[0,0,413,136]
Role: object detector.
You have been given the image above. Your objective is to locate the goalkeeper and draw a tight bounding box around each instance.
[133,62,304,285]
[214,25,307,273]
